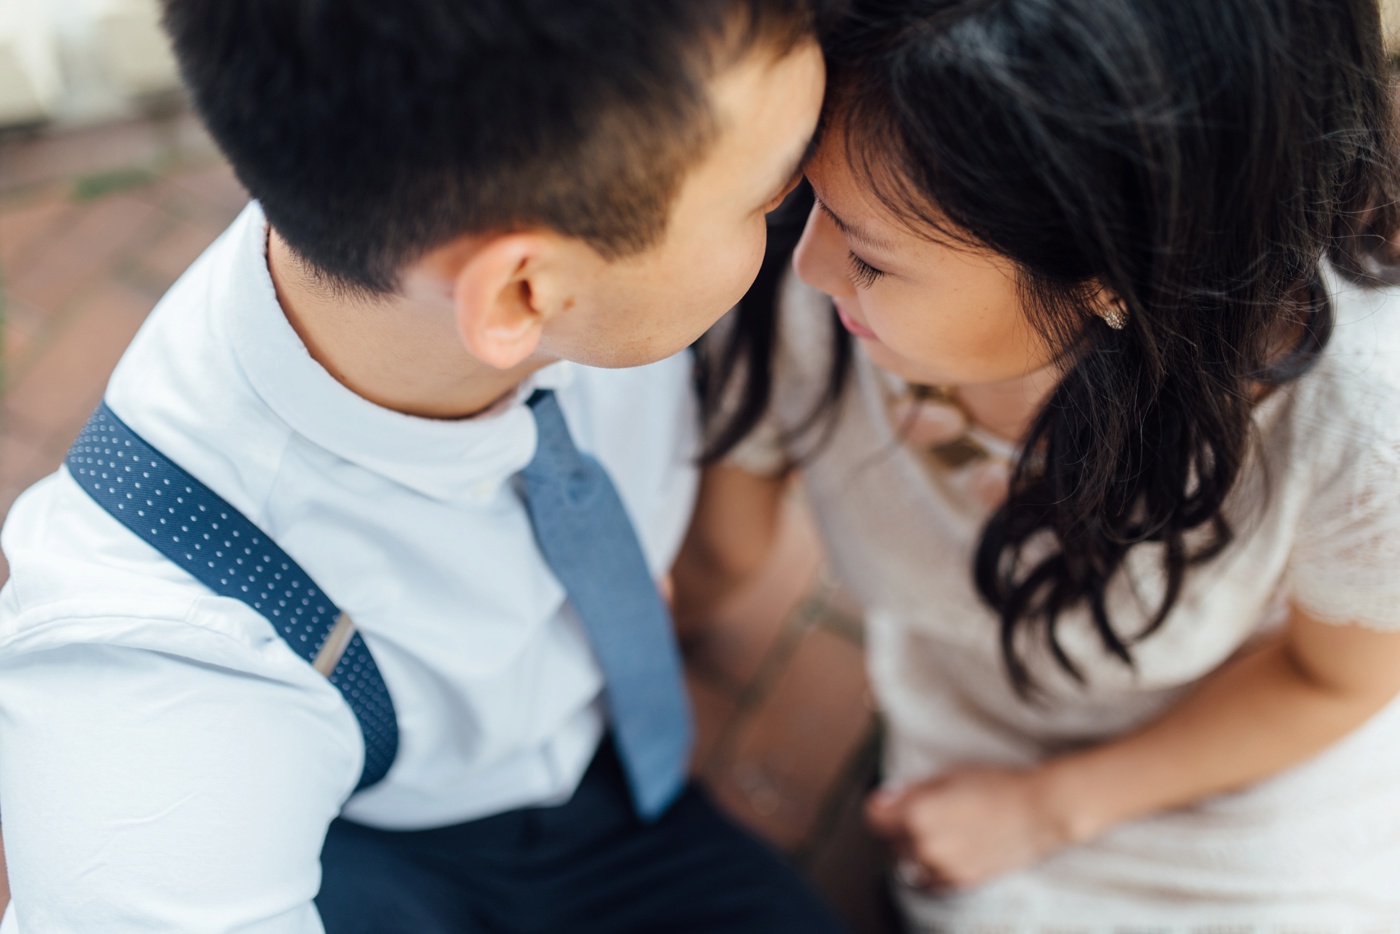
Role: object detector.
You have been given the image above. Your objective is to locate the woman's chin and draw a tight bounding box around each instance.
[863,341,956,387]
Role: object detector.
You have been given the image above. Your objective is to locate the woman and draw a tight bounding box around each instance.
[678,0,1400,929]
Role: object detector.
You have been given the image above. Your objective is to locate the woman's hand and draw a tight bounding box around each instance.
[865,765,1077,891]
[869,612,1400,895]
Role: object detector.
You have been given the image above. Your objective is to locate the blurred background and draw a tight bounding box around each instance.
[3,2,1400,931]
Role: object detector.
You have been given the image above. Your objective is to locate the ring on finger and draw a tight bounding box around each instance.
[896,858,936,891]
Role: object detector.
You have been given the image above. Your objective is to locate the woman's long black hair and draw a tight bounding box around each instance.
[700,0,1400,697]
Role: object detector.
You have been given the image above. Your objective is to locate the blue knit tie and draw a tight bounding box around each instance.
[518,390,692,820]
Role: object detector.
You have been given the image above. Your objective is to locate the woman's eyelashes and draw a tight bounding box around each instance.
[848,251,887,288]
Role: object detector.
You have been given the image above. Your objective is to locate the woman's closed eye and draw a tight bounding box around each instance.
[849,251,887,288]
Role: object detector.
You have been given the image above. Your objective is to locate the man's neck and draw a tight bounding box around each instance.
[266,230,547,420]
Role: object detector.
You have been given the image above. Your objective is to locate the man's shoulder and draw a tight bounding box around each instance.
[0,470,289,667]
[0,201,305,671]
[97,204,299,531]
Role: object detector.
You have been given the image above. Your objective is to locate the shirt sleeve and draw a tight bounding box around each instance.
[1286,407,1400,631]
[0,636,362,933]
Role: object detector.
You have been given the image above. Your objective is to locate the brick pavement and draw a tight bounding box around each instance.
[0,117,897,932]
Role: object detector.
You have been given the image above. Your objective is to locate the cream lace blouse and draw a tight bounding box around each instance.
[731,269,1400,932]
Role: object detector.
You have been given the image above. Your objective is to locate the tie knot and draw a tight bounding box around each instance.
[524,388,580,468]
[524,391,603,508]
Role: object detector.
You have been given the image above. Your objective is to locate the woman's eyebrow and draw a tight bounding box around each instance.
[813,194,893,251]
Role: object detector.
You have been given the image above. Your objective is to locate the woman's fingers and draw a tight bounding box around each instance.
[895,858,937,891]
[867,788,928,881]
[868,785,959,892]
[864,787,908,838]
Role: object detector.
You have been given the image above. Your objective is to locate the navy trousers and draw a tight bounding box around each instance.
[317,740,850,934]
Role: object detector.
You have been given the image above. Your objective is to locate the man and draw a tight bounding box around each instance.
[0,2,842,931]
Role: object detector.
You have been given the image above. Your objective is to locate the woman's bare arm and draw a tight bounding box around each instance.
[872,607,1400,889]
[1040,608,1400,841]
[671,463,790,636]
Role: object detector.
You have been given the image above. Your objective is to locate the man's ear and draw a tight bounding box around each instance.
[452,233,557,370]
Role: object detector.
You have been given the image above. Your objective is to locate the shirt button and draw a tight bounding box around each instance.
[471,480,496,502]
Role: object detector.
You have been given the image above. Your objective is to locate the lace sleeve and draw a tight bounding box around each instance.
[1286,389,1400,631]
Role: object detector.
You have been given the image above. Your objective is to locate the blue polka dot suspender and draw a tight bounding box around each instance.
[66,402,399,791]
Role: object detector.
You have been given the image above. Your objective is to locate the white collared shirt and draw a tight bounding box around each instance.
[0,205,700,933]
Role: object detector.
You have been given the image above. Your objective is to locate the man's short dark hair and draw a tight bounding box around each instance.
[160,0,827,294]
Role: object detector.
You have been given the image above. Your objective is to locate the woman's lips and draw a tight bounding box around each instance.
[834,301,878,340]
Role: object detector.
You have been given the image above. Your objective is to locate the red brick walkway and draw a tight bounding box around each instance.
[0,116,896,932]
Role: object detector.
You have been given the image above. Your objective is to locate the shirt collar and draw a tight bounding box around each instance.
[225,203,569,503]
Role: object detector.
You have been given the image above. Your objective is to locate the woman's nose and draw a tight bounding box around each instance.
[793,204,857,299]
